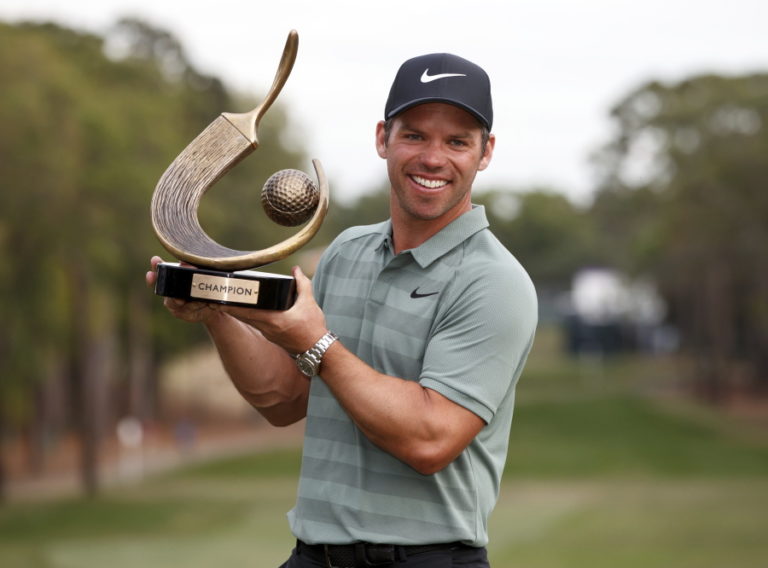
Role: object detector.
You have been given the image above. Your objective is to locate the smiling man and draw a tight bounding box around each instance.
[148,52,537,567]
[377,102,492,250]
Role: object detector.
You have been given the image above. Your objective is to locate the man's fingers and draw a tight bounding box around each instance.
[165,298,186,310]
[217,304,253,322]
[146,256,166,287]
[292,266,314,302]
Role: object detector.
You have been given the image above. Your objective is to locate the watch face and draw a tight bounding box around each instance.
[297,357,316,377]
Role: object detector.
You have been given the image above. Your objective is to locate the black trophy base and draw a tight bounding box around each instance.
[154,262,297,310]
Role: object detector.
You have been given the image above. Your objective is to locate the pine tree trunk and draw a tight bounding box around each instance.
[70,262,117,497]
[0,407,6,504]
[127,287,154,420]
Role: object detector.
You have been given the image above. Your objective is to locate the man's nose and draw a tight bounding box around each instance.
[419,141,448,169]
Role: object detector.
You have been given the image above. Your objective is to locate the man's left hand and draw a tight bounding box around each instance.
[215,265,328,354]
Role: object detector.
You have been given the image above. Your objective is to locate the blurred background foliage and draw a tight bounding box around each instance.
[0,16,766,516]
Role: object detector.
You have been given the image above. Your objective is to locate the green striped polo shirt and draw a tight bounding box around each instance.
[287,205,538,547]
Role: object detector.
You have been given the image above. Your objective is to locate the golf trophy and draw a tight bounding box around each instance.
[150,30,328,310]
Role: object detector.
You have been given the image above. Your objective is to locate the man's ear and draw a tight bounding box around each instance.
[478,133,496,171]
[375,121,388,158]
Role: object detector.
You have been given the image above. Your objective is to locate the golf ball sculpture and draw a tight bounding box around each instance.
[261,169,320,227]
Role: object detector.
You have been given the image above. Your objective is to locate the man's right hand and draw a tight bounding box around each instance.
[145,256,222,324]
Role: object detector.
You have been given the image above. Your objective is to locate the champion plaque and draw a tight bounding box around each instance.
[150,30,329,310]
[154,263,296,310]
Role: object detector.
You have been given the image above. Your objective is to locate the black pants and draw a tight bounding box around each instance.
[278,541,490,567]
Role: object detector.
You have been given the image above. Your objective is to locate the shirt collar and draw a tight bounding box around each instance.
[410,205,490,268]
[373,219,395,254]
[371,206,489,266]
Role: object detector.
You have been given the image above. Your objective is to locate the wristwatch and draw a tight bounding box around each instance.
[294,331,339,377]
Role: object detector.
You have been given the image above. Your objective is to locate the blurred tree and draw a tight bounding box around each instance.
[0,18,304,499]
[478,189,602,292]
[321,184,391,239]
[592,73,768,400]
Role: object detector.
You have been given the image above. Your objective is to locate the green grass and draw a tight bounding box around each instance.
[2,326,767,567]
[0,451,302,568]
[490,478,768,567]
[507,394,768,478]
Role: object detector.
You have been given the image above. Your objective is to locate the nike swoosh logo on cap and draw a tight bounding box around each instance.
[420,69,467,83]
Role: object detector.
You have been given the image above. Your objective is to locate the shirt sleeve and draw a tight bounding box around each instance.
[419,261,538,423]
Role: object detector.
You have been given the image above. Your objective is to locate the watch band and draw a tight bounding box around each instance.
[295,331,339,377]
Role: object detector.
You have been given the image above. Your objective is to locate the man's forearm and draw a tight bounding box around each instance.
[205,311,310,426]
[318,342,484,475]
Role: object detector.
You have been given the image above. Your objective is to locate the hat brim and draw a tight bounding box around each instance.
[385,97,492,131]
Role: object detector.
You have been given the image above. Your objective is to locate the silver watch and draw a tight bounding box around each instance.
[294,331,339,377]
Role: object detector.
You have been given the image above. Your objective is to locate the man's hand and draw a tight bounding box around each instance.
[215,265,328,354]
[146,255,312,425]
[145,256,221,324]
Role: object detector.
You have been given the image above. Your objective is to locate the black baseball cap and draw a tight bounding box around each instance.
[384,53,493,130]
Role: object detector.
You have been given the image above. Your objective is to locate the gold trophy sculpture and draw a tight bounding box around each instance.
[151,30,328,309]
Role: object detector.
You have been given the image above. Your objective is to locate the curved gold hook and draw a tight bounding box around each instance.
[150,30,327,271]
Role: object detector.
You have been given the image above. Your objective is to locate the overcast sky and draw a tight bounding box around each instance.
[2,0,766,204]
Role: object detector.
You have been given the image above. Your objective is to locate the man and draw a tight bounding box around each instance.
[147,52,537,567]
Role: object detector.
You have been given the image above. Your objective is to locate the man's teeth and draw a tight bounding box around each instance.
[412,175,448,189]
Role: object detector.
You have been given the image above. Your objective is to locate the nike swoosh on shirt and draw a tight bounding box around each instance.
[410,287,440,299]
[420,69,467,83]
